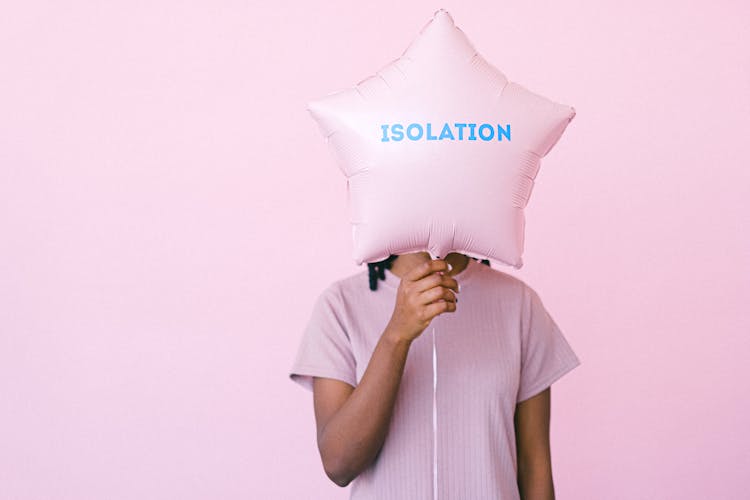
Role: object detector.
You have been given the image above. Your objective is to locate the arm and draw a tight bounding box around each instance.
[313,259,458,487]
[514,387,554,500]
[313,327,412,487]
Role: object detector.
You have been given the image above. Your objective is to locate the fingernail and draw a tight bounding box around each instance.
[447,263,453,272]
[458,283,461,293]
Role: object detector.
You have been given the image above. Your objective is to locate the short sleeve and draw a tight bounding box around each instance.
[516,284,581,403]
[288,286,358,392]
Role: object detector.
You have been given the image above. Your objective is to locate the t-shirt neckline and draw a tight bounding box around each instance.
[380,257,482,291]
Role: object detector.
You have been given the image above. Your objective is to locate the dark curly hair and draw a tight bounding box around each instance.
[367,254,491,291]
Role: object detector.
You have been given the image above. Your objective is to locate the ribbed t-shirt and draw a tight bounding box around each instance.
[288,258,581,499]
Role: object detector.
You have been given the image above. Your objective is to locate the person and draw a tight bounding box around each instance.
[288,251,581,499]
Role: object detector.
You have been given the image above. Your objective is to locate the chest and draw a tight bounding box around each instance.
[349,291,522,406]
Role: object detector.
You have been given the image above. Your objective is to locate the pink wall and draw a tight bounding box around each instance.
[1,1,748,499]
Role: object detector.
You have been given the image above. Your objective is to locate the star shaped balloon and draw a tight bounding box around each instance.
[307,9,576,268]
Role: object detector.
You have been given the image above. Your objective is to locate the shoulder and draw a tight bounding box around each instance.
[313,268,371,311]
[468,263,554,318]
[472,262,531,298]
[322,268,369,297]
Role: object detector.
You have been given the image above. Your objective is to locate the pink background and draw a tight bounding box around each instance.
[1,1,748,499]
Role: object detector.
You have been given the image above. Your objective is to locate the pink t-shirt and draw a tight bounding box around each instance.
[289,258,581,499]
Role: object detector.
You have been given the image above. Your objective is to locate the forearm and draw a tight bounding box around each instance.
[517,457,555,500]
[320,324,412,485]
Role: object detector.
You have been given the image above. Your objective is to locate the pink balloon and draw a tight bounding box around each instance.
[307,9,576,268]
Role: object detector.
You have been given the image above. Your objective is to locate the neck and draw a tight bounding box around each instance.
[390,252,469,279]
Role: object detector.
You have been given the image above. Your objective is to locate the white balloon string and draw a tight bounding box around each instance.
[432,325,438,500]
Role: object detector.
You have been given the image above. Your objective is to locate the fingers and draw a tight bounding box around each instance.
[423,298,457,320]
[401,257,460,324]
[413,273,459,296]
[406,258,451,282]
[419,283,457,306]
[408,260,459,296]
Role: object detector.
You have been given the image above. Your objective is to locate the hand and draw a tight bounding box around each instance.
[385,258,459,343]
